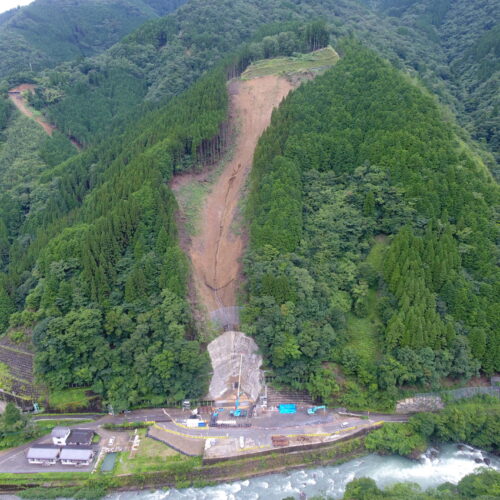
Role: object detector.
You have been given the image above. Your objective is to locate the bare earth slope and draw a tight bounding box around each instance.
[177,75,294,315]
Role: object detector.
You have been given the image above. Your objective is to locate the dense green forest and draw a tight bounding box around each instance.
[364,0,500,164]
[0,0,187,80]
[25,0,311,145]
[0,98,76,331]
[244,43,499,409]
[0,66,234,409]
[22,0,498,151]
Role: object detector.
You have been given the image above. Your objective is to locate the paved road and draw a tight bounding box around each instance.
[0,407,405,473]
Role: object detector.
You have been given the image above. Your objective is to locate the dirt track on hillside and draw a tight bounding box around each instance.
[8,84,81,150]
[173,75,294,314]
[8,84,56,136]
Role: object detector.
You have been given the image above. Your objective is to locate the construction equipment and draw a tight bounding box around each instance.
[307,405,326,415]
[230,409,248,417]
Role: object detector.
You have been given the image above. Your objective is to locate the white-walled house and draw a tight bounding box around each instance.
[51,426,70,445]
[60,446,95,466]
[26,445,60,465]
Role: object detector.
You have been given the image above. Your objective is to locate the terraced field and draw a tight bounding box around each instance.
[0,335,44,402]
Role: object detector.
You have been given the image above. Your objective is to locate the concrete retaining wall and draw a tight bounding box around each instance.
[202,424,381,465]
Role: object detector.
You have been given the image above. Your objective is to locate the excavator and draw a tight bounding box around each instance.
[307,405,326,415]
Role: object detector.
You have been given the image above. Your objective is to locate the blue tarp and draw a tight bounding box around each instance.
[279,404,297,414]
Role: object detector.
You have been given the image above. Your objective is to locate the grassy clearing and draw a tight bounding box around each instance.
[345,238,389,364]
[48,387,91,411]
[365,237,388,271]
[346,301,379,364]
[175,182,210,236]
[241,46,339,80]
[114,429,185,474]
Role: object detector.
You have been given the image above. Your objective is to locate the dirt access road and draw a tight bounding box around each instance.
[8,84,81,150]
[173,75,294,314]
[8,84,55,135]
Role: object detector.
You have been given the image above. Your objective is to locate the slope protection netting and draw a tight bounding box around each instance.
[207,331,263,401]
[209,306,241,331]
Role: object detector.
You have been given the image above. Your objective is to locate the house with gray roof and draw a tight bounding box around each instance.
[51,426,70,445]
[60,446,95,466]
[67,429,94,446]
[26,444,60,465]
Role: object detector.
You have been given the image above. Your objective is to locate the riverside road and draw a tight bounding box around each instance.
[0,408,407,473]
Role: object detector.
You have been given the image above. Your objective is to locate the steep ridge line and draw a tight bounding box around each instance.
[174,75,295,318]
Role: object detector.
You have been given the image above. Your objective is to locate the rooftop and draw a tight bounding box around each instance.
[67,429,94,445]
[27,444,60,460]
[51,426,70,438]
[60,446,94,461]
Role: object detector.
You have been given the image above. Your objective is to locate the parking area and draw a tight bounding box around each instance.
[0,425,133,473]
[0,440,97,473]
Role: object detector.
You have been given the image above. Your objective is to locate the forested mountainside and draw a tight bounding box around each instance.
[0,0,186,80]
[1,66,229,408]
[364,0,500,164]
[18,0,479,148]
[245,43,499,409]
[0,0,498,410]
[0,22,333,409]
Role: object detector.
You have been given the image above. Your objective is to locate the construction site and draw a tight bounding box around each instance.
[158,59,388,464]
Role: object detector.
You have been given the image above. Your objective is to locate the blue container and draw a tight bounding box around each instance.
[279,404,297,414]
[198,422,207,427]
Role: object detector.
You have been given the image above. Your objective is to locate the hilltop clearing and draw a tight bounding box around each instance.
[241,46,339,80]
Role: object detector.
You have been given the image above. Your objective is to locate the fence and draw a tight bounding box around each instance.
[209,306,241,331]
[416,386,500,401]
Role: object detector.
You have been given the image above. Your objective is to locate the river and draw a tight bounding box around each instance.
[108,445,499,500]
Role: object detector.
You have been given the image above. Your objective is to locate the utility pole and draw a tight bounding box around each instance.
[236,353,243,407]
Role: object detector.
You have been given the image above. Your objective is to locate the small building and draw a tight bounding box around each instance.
[59,446,95,466]
[26,444,60,465]
[51,426,70,445]
[67,429,94,446]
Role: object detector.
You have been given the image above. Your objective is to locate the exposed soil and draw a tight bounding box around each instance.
[8,84,82,150]
[173,75,294,314]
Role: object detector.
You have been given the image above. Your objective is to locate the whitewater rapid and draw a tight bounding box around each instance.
[107,445,499,499]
